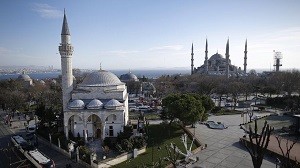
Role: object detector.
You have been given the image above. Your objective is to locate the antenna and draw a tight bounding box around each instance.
[273,50,282,72]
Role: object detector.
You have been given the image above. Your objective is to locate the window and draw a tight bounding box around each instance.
[109,126,114,136]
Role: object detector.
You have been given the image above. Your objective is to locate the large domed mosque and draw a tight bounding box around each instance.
[191,39,248,78]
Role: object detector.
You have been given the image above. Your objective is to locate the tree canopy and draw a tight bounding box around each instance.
[161,93,210,125]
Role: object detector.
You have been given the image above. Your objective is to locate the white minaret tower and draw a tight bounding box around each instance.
[244,39,247,73]
[204,38,208,73]
[191,43,194,75]
[59,10,74,111]
[225,39,230,78]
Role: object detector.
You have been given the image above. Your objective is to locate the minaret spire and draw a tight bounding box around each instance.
[225,38,230,78]
[61,9,70,35]
[244,39,248,73]
[191,43,194,75]
[205,38,208,73]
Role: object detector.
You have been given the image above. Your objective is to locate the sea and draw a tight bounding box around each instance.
[0,69,190,81]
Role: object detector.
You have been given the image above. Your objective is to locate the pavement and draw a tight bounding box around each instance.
[0,110,90,168]
[188,113,277,168]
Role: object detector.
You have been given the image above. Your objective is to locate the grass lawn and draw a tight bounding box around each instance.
[112,124,197,168]
[244,115,296,131]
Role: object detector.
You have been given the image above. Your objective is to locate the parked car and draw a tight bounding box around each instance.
[26,125,36,133]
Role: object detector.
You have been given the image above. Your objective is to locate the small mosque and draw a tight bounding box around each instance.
[59,11,129,141]
[17,71,33,87]
[191,39,248,77]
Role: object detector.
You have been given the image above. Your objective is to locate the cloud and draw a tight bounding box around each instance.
[32,3,62,19]
[149,45,183,51]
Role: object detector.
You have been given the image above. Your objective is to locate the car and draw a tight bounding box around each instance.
[26,125,36,133]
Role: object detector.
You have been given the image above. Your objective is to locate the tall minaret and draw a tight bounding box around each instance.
[243,39,248,73]
[225,39,230,78]
[191,43,194,75]
[59,10,74,111]
[204,38,208,73]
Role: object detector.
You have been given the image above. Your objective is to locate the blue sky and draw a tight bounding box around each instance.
[0,0,300,70]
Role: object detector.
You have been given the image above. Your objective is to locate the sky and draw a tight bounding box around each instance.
[0,0,300,71]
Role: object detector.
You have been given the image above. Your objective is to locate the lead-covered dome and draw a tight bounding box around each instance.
[68,99,85,109]
[87,99,103,109]
[120,72,139,82]
[105,99,123,109]
[209,53,224,61]
[80,70,123,86]
[18,74,32,81]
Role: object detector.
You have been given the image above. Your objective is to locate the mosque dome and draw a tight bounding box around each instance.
[87,99,103,109]
[105,99,123,109]
[18,74,32,81]
[80,70,123,87]
[68,99,85,109]
[39,80,46,85]
[120,72,139,82]
[209,53,224,61]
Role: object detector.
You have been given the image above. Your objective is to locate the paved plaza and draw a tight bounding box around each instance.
[189,113,277,168]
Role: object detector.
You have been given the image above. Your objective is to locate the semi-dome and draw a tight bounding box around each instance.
[18,74,32,81]
[68,99,85,109]
[209,53,224,61]
[105,99,123,109]
[87,99,103,109]
[80,70,123,86]
[120,72,139,82]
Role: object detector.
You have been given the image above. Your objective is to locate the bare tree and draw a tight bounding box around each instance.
[242,120,274,168]
[165,143,180,168]
[275,136,300,168]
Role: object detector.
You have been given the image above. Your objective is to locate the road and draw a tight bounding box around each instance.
[0,112,33,168]
[0,110,90,168]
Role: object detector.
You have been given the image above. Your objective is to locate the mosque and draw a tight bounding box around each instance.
[59,11,129,141]
[191,39,248,77]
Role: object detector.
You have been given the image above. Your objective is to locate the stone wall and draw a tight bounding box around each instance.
[93,147,146,168]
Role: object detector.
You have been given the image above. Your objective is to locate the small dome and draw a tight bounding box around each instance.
[51,79,57,85]
[209,53,224,61]
[105,99,123,109]
[18,74,32,81]
[80,70,123,87]
[120,72,139,82]
[39,80,45,85]
[68,99,85,109]
[87,99,103,109]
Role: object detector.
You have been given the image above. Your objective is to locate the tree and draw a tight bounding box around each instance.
[275,136,300,168]
[242,120,274,168]
[161,93,205,126]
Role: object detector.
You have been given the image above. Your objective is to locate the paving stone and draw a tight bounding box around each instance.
[219,160,238,168]
[206,156,224,164]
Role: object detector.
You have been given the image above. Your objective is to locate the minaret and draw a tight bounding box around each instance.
[204,38,208,73]
[244,39,248,73]
[59,10,74,111]
[191,43,194,75]
[225,39,230,78]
